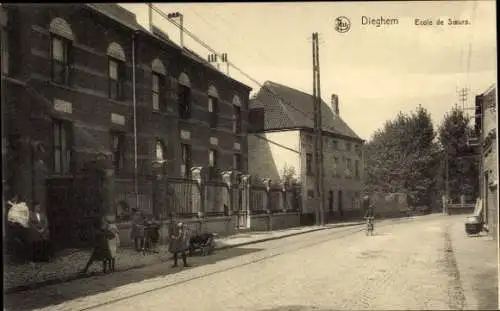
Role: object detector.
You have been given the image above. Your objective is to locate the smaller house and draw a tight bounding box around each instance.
[248,81,365,223]
[475,84,497,240]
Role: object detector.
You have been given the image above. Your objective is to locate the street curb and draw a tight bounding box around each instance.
[215,222,365,251]
[5,222,364,295]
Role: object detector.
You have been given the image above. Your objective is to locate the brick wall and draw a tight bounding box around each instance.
[3,4,251,210]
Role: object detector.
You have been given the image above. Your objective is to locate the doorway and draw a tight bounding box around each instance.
[338,190,343,216]
[328,190,334,212]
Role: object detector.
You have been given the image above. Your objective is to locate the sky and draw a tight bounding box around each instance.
[119,1,497,141]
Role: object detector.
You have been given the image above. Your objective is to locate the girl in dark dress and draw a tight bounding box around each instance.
[80,217,116,274]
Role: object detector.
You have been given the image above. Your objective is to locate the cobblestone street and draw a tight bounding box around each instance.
[4,215,498,311]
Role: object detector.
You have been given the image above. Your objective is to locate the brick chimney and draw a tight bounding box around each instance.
[331,94,339,116]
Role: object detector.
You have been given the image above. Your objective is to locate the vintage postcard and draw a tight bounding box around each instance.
[2,1,498,310]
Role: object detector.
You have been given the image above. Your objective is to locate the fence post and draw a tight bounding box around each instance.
[222,171,233,216]
[191,166,204,217]
[281,181,288,212]
[263,178,272,231]
[242,174,251,229]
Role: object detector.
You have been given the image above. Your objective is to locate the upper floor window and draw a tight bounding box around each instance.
[233,95,242,134]
[233,105,242,134]
[178,73,191,120]
[346,143,352,152]
[306,153,313,176]
[332,140,338,150]
[181,143,192,178]
[152,58,167,112]
[333,156,339,177]
[111,131,125,173]
[1,25,8,75]
[107,42,126,100]
[53,119,73,175]
[208,96,218,128]
[152,73,165,111]
[49,18,74,85]
[51,36,71,85]
[355,159,360,179]
[108,58,125,100]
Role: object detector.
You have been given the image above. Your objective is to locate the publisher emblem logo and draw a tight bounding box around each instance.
[335,16,351,33]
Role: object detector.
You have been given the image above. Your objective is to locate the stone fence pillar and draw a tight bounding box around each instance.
[191,166,204,217]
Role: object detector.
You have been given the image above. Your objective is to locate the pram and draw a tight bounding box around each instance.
[137,221,160,255]
[188,233,217,256]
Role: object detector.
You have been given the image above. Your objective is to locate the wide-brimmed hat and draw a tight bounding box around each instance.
[177,222,184,227]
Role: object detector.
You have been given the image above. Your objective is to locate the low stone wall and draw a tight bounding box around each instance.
[249,212,301,231]
[269,212,301,230]
[448,207,475,215]
[117,216,235,247]
[250,214,270,231]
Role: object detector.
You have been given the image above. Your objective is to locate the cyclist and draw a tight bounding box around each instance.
[362,195,375,234]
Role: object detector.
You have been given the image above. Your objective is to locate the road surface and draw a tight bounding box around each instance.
[4,215,496,310]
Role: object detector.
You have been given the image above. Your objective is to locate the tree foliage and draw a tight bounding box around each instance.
[364,106,440,205]
[437,108,479,201]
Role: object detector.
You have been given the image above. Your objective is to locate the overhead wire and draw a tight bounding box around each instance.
[149,3,320,126]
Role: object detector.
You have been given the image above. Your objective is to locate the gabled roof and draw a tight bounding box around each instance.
[250,81,362,141]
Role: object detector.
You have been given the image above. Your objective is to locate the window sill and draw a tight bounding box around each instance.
[50,81,73,91]
[109,98,129,105]
[49,173,75,178]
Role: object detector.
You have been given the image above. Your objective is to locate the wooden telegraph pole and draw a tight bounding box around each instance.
[312,33,325,226]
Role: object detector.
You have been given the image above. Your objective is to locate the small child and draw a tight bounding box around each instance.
[80,217,117,274]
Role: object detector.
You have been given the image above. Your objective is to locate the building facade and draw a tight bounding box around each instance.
[248,81,364,222]
[2,4,251,217]
[475,84,498,240]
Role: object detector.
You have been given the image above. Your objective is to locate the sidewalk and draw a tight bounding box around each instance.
[4,220,364,294]
[448,215,498,310]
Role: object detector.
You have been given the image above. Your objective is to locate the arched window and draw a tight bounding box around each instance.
[49,18,74,85]
[178,73,191,119]
[208,85,219,128]
[152,58,166,111]
[107,42,126,100]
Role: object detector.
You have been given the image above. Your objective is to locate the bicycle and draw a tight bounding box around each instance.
[365,216,375,236]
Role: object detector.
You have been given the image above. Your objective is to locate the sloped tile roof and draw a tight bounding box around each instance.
[86,3,146,31]
[250,81,362,140]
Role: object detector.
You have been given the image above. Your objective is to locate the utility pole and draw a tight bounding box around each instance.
[312,32,325,226]
[458,87,469,116]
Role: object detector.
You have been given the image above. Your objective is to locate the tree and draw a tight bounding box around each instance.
[364,106,438,206]
[281,164,298,185]
[438,107,479,202]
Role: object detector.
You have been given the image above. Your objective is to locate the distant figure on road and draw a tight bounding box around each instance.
[362,195,374,218]
[169,222,190,268]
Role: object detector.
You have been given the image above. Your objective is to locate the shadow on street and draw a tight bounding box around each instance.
[4,246,263,311]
